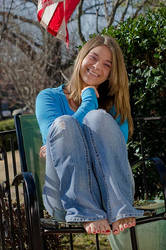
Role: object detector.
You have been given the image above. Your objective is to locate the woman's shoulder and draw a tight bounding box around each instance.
[37,85,64,98]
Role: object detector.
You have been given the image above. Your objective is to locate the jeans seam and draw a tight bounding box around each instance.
[86,126,112,221]
[76,122,98,205]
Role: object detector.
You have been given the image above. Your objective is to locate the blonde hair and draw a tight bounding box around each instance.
[67,35,133,137]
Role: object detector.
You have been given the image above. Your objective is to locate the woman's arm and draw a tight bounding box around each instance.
[36,87,98,145]
[73,87,98,123]
[36,89,64,145]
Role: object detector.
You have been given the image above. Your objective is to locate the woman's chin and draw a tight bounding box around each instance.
[82,83,99,89]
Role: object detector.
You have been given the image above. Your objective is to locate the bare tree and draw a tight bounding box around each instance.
[0,0,77,112]
[76,0,165,42]
[0,0,165,112]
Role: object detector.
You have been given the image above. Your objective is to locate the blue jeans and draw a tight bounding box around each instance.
[43,109,144,223]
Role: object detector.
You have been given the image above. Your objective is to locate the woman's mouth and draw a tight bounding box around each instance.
[87,68,99,77]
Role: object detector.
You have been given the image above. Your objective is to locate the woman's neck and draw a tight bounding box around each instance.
[63,85,78,112]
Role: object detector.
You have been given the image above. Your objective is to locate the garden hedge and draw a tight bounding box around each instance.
[0,118,17,151]
[101,6,166,199]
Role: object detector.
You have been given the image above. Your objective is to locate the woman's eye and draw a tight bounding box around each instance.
[89,55,96,60]
[104,64,111,68]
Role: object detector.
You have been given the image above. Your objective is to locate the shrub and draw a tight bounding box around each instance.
[0,119,17,151]
[0,119,15,131]
[102,6,166,118]
[102,7,166,199]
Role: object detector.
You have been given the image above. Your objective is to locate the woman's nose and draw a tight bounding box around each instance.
[93,61,101,70]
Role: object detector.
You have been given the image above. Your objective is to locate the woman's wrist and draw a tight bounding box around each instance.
[81,87,98,109]
[81,86,99,98]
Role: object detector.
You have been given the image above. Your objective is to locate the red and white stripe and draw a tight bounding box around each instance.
[37,0,80,46]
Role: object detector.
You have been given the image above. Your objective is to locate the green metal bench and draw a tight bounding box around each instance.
[13,114,166,250]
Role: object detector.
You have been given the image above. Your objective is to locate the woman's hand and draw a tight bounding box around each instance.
[81,86,99,98]
[39,145,46,158]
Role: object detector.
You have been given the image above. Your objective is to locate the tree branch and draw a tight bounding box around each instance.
[0,11,40,27]
[0,0,14,41]
[132,0,150,19]
[77,0,86,43]
[120,0,130,22]
[83,1,111,12]
[24,0,37,6]
[104,0,109,23]
[107,0,126,26]
[3,30,37,59]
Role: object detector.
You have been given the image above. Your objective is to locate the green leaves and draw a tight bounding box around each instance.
[105,7,166,117]
[102,6,166,199]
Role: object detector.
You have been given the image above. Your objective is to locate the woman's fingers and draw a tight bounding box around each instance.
[39,145,46,158]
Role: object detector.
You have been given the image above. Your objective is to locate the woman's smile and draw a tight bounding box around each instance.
[87,68,99,78]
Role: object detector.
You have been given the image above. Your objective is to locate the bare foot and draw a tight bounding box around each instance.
[112,217,136,235]
[83,219,111,235]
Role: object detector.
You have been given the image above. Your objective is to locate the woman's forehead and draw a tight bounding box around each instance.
[88,45,112,61]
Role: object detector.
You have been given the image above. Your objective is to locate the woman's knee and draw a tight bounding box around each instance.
[51,115,77,131]
[83,109,114,126]
[48,115,80,141]
[83,109,121,140]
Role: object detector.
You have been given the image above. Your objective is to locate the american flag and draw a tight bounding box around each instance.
[37,0,80,46]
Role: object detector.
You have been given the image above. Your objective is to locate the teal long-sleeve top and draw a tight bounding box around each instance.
[35,84,129,145]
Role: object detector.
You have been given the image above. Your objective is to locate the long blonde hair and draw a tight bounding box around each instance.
[66,35,133,137]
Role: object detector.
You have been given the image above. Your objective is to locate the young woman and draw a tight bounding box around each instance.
[36,35,144,235]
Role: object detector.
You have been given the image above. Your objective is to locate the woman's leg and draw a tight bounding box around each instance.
[82,109,144,234]
[44,115,111,233]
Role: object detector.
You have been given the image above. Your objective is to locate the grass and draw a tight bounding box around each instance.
[59,234,112,249]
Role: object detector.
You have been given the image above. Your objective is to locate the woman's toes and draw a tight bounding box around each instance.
[100,225,106,234]
[100,220,111,234]
[91,224,97,234]
[112,217,136,235]
[83,222,92,234]
[127,218,136,228]
[119,223,124,232]
[112,221,120,235]
[86,224,92,234]
[123,222,128,229]
[83,220,111,235]
[106,229,111,235]
[113,228,120,235]
[130,218,136,227]
[105,225,111,235]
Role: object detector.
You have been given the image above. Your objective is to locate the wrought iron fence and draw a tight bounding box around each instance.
[0,129,27,249]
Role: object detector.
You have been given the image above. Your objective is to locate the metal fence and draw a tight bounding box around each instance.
[0,129,27,249]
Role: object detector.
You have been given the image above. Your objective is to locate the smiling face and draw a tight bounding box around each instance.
[80,45,112,88]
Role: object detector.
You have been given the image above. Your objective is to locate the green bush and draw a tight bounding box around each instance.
[0,119,17,151]
[101,7,166,199]
[0,119,15,131]
[102,6,166,117]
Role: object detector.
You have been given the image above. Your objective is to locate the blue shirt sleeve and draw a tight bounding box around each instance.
[36,89,64,144]
[73,87,98,123]
[36,87,98,145]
